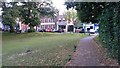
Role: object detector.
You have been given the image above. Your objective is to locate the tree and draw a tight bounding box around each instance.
[63,9,77,22]
[38,1,58,17]
[20,2,40,32]
[2,2,20,32]
[65,2,105,23]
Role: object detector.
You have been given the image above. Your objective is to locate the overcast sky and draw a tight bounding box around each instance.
[52,0,67,15]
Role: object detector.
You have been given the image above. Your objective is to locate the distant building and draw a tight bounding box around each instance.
[56,15,66,30]
[56,15,74,32]
[0,18,3,30]
[38,16,56,31]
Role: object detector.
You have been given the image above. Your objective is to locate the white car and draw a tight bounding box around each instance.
[90,29,95,34]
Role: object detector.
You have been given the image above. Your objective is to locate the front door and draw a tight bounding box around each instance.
[68,25,74,32]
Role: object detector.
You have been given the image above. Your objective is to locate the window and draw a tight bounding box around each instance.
[45,19,47,23]
[51,19,53,22]
[45,25,47,29]
[49,19,51,22]
[59,20,61,22]
[44,19,45,23]
[90,26,93,29]
[41,20,43,23]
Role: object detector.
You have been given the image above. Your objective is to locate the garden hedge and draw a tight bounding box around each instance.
[99,2,120,64]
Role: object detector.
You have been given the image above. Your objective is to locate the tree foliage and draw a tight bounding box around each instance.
[20,2,40,32]
[99,2,120,64]
[63,9,77,21]
[65,2,105,23]
[2,2,20,32]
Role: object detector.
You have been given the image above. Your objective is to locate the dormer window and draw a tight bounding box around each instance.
[63,18,65,21]
[58,18,61,22]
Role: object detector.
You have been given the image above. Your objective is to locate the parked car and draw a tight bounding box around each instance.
[89,29,95,34]
[38,29,44,32]
[38,28,46,32]
[75,28,84,33]
[58,29,64,33]
[43,29,46,32]
[52,29,58,32]
[46,28,52,32]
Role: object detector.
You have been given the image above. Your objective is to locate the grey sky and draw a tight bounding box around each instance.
[52,0,66,15]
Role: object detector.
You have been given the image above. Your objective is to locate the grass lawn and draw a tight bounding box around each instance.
[2,32,88,66]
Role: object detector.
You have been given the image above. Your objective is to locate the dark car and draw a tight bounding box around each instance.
[38,29,46,32]
[43,29,46,32]
[38,29,44,32]
[58,29,64,33]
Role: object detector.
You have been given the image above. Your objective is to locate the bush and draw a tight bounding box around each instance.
[99,2,120,64]
[27,29,35,33]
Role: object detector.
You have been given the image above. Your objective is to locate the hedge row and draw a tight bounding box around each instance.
[99,2,120,64]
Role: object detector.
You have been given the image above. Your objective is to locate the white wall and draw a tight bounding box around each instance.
[0,21,3,29]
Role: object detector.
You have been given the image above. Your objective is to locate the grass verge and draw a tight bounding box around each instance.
[2,32,88,66]
[94,35,118,65]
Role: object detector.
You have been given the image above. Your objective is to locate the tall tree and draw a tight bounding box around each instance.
[2,2,20,32]
[38,1,58,17]
[20,2,40,32]
[65,2,105,23]
[63,9,77,22]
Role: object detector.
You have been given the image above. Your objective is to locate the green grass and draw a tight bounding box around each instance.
[94,35,119,61]
[94,35,99,41]
[2,32,88,66]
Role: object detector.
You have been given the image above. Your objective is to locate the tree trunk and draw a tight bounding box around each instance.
[9,25,14,33]
[28,25,35,32]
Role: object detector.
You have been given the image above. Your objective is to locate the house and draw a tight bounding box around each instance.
[0,18,3,30]
[56,15,74,32]
[38,16,56,31]
[56,15,66,31]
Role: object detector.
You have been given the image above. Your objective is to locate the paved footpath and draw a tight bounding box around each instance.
[66,36,103,66]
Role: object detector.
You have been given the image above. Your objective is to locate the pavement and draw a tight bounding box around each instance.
[65,36,106,66]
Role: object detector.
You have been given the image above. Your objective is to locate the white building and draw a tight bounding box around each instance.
[38,16,56,31]
[56,15,74,32]
[0,18,3,29]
